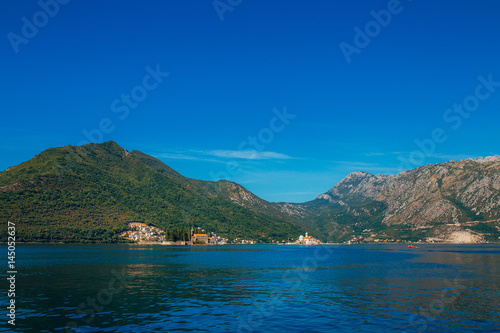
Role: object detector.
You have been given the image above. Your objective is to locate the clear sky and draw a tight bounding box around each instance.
[2,0,500,203]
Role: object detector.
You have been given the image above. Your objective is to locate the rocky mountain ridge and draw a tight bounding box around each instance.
[1,141,499,243]
[274,156,500,243]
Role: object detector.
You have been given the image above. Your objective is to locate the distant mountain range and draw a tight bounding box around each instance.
[274,156,500,243]
[1,141,499,243]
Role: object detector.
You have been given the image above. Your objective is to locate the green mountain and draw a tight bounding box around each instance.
[0,141,303,243]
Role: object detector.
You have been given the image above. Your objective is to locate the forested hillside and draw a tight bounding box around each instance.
[0,141,303,242]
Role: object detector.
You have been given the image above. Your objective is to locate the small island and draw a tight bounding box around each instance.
[287,232,321,245]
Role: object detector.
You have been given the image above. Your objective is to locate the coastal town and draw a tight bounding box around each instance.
[121,222,166,242]
[121,223,229,245]
[121,222,491,245]
[121,222,322,245]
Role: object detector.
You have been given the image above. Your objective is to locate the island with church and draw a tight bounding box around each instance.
[287,232,321,245]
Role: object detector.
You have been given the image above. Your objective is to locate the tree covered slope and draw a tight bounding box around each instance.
[0,141,303,242]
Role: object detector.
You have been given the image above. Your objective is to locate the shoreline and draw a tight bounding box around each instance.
[4,241,498,245]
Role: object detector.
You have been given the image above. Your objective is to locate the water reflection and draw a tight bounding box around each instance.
[1,244,499,332]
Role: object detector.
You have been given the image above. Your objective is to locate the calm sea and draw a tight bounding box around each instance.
[2,244,500,332]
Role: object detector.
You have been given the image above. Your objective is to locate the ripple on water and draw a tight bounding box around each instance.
[7,244,500,332]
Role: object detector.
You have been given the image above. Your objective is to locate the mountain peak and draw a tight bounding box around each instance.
[313,171,391,206]
[346,171,373,177]
[0,141,304,243]
[473,156,500,164]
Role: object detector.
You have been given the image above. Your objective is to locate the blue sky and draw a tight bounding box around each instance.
[1,0,500,203]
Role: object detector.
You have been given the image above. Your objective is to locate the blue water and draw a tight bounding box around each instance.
[2,244,500,332]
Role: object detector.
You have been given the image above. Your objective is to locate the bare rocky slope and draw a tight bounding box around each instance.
[377,157,500,225]
[274,157,500,243]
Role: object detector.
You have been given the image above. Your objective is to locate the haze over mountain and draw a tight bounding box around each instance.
[1,141,499,243]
